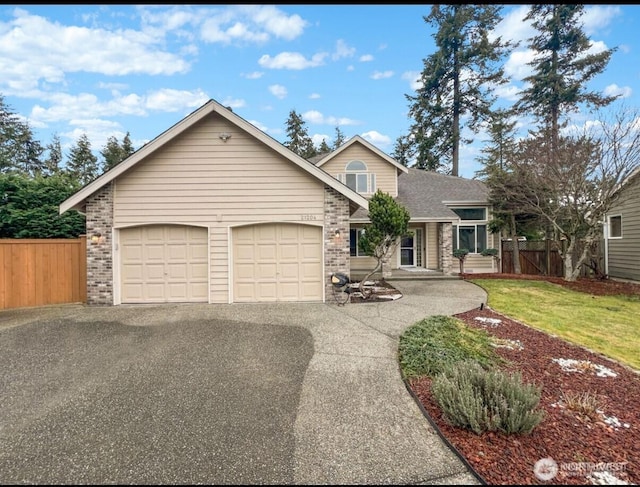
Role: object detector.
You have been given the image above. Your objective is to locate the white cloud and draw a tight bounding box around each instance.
[312,133,330,147]
[301,110,359,126]
[490,5,534,46]
[493,83,523,102]
[269,84,287,99]
[359,54,374,62]
[582,6,621,35]
[402,71,422,91]
[332,39,355,60]
[248,119,268,132]
[371,70,394,80]
[0,8,190,93]
[309,93,321,99]
[199,5,308,44]
[347,65,355,72]
[503,49,536,81]
[361,130,390,147]
[258,51,328,69]
[243,71,264,79]
[220,97,246,110]
[604,84,632,99]
[28,88,209,125]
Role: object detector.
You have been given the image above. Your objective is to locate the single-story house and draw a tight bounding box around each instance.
[60,98,497,306]
[603,167,640,281]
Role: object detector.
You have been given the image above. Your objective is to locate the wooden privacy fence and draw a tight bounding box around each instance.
[501,239,564,277]
[501,239,600,277]
[0,237,87,310]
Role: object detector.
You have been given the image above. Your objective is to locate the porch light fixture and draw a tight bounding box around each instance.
[219,132,232,142]
[334,229,341,238]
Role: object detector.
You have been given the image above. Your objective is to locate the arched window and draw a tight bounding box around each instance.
[339,160,376,194]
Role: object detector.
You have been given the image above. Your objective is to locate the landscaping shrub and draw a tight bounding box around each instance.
[398,315,502,379]
[431,360,545,435]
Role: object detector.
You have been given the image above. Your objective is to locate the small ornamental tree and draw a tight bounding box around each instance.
[481,247,500,271]
[453,248,470,275]
[357,190,411,299]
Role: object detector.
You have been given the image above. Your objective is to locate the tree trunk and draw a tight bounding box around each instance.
[510,213,521,274]
[359,261,382,299]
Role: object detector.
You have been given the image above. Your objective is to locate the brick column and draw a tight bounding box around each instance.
[324,186,351,303]
[85,182,114,305]
[440,222,454,275]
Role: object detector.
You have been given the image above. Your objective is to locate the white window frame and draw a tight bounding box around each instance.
[452,207,488,254]
[608,214,622,239]
[338,160,376,194]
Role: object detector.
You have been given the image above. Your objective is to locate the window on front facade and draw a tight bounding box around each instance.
[350,228,366,256]
[609,215,622,238]
[339,160,376,194]
[452,207,488,253]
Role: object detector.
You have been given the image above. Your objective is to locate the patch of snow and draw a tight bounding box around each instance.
[491,338,524,350]
[474,316,502,326]
[587,471,630,485]
[552,358,618,378]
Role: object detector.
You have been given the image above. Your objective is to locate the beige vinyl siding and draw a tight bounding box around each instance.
[321,144,398,197]
[113,113,325,303]
[608,176,640,281]
[426,222,438,269]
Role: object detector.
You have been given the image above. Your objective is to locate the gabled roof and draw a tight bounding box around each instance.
[60,99,368,215]
[313,135,409,175]
[350,168,489,222]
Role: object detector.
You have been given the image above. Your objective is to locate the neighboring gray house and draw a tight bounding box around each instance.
[60,98,496,306]
[603,168,640,281]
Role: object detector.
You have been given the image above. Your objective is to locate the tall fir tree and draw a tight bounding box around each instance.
[67,133,98,186]
[406,5,511,176]
[333,126,346,149]
[44,134,64,176]
[516,4,617,149]
[391,134,415,167]
[474,108,518,181]
[0,95,44,176]
[284,110,317,159]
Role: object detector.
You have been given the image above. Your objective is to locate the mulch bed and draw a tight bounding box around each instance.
[407,274,640,485]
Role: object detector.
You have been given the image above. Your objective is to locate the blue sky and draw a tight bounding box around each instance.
[0,4,637,178]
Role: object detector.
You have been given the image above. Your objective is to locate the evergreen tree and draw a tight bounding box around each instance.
[317,137,332,155]
[516,4,617,149]
[284,110,317,159]
[100,135,124,172]
[44,134,64,176]
[391,134,415,167]
[67,133,98,186]
[333,126,346,149]
[406,5,512,176]
[0,172,85,238]
[0,95,45,176]
[474,108,518,181]
[122,131,135,158]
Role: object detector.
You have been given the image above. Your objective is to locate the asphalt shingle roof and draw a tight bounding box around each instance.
[351,168,489,221]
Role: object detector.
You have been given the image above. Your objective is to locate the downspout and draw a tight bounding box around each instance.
[602,219,609,276]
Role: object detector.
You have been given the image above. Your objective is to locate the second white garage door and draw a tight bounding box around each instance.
[233,223,323,302]
[120,225,208,303]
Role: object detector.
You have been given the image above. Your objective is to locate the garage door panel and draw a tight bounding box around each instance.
[279,262,299,279]
[233,223,322,303]
[121,225,208,304]
[257,263,277,279]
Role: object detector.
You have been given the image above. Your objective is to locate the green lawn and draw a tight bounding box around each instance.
[470,279,640,371]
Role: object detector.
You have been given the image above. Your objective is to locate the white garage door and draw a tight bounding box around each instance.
[120,225,208,303]
[233,223,323,303]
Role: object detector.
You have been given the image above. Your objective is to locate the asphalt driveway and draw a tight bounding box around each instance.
[0,279,487,485]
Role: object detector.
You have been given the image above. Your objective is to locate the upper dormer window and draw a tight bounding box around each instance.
[338,160,376,194]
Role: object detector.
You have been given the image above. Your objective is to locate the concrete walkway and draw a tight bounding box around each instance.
[0,279,487,484]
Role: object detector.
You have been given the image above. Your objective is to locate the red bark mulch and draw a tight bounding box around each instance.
[408,274,640,485]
